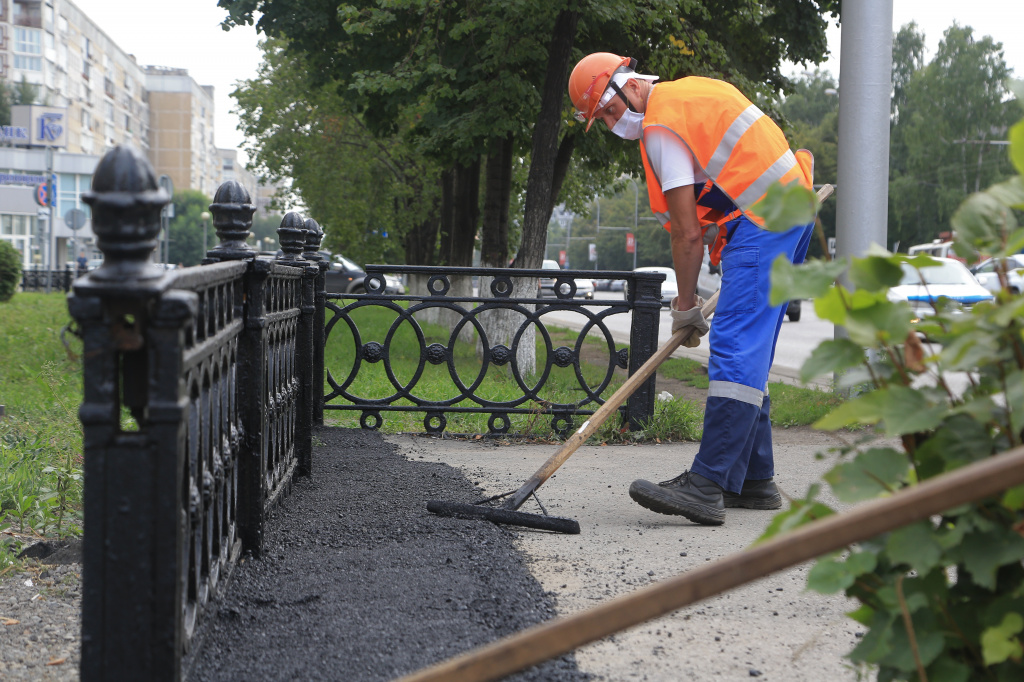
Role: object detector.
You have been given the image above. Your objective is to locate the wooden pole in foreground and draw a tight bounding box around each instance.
[396,445,1024,682]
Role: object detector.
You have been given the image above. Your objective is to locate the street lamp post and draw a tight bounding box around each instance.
[44,146,54,293]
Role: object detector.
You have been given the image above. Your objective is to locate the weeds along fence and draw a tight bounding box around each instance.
[323,265,668,435]
[67,146,326,681]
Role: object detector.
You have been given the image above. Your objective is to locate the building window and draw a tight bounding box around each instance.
[13,0,42,28]
[13,27,43,71]
[58,174,91,222]
[14,26,42,53]
[85,37,92,59]
[105,101,113,121]
[124,114,131,133]
[82,61,90,80]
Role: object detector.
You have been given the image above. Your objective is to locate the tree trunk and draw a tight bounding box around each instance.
[518,9,579,270]
[424,159,480,338]
[476,135,536,375]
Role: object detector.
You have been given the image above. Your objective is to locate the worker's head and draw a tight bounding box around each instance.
[568,52,658,136]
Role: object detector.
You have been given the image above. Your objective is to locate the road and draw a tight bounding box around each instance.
[540,296,834,388]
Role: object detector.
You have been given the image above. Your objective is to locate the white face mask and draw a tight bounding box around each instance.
[611,108,644,140]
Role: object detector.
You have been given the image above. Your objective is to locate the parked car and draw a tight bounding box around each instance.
[888,257,993,320]
[382,273,406,295]
[325,254,368,294]
[623,266,677,306]
[593,278,626,292]
[539,259,595,299]
[969,255,1024,295]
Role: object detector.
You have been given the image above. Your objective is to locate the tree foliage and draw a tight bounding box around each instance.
[219,0,838,269]
[762,86,1024,681]
[167,190,213,267]
[232,40,440,265]
[888,23,1018,251]
[0,239,22,303]
[779,69,838,258]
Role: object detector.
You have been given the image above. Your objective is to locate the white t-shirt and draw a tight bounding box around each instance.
[643,125,708,192]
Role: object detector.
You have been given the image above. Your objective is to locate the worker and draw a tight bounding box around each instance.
[569,53,815,525]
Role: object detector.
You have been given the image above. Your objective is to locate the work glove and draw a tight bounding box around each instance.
[670,295,709,348]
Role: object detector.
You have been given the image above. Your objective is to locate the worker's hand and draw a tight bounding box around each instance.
[669,295,709,348]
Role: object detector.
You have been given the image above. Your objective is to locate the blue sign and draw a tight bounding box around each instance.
[38,113,64,142]
[35,183,56,207]
[0,125,30,143]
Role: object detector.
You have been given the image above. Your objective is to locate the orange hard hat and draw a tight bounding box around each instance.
[569,52,635,132]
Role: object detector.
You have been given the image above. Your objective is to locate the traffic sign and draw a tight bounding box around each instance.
[35,183,55,207]
[64,208,87,231]
[625,233,636,254]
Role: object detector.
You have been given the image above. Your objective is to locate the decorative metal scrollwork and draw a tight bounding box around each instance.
[323,265,667,436]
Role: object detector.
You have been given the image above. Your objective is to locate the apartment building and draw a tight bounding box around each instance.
[0,0,236,269]
[146,65,219,197]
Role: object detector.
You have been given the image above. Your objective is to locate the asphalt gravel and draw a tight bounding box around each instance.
[188,427,589,681]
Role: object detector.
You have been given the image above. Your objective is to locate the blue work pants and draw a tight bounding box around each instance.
[689,215,814,493]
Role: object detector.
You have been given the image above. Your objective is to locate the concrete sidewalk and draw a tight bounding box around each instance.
[388,426,865,681]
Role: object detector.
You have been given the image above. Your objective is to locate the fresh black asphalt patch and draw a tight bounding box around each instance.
[188,427,590,681]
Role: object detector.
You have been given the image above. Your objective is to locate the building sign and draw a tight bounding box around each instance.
[0,172,53,186]
[0,126,30,143]
[10,105,68,148]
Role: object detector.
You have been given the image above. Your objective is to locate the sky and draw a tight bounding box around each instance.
[68,1,1024,167]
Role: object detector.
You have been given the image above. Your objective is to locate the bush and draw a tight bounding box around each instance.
[758,82,1024,681]
[0,239,21,302]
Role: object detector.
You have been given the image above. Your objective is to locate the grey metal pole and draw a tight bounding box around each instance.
[45,146,54,294]
[631,179,638,270]
[834,0,894,386]
[835,0,893,269]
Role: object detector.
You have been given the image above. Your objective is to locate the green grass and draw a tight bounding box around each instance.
[650,353,844,428]
[0,292,85,569]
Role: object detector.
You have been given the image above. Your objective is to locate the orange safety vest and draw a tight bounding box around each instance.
[639,77,814,264]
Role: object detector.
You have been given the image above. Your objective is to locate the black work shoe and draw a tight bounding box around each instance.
[723,478,782,510]
[628,471,725,525]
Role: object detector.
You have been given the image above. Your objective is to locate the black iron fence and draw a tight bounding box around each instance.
[68,146,324,681]
[322,265,666,435]
[68,144,667,680]
[21,265,86,292]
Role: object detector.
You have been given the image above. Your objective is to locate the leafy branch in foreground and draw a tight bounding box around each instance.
[758,84,1024,681]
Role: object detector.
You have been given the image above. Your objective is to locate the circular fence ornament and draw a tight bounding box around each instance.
[490,344,511,366]
[362,341,384,363]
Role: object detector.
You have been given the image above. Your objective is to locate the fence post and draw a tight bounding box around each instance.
[204,181,266,552]
[303,218,326,428]
[278,213,314,475]
[625,272,664,430]
[70,145,186,682]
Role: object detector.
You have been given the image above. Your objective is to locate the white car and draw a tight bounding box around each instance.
[970,255,1024,295]
[624,266,677,306]
[888,257,993,319]
[539,259,594,299]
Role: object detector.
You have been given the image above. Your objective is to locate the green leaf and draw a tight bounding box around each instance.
[825,448,910,502]
[807,550,877,594]
[886,522,943,575]
[813,385,946,435]
[769,255,847,306]
[981,612,1024,666]
[799,338,866,382]
[915,415,995,480]
[1002,485,1024,511]
[754,180,818,233]
[757,485,835,541]
[849,611,896,664]
[958,528,1024,590]
[878,608,945,672]
[847,604,875,627]
[844,299,913,347]
[849,256,905,292]
[951,185,1018,255]
[926,655,971,682]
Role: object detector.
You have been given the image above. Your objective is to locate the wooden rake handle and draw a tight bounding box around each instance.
[505,290,719,510]
[505,183,833,512]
